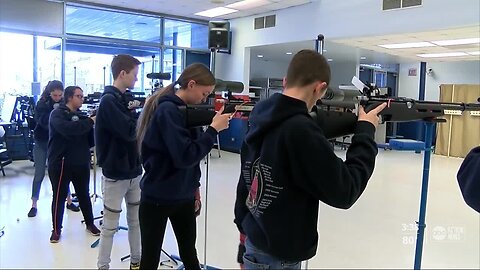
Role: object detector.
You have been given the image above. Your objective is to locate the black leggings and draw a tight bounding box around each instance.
[49,161,94,233]
[139,200,201,270]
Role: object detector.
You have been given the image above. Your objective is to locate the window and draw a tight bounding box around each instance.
[164,19,208,49]
[0,32,33,97]
[65,40,160,94]
[163,49,184,85]
[37,36,63,91]
[66,6,161,43]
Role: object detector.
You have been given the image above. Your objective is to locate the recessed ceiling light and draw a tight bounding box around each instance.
[467,51,480,55]
[432,38,480,46]
[226,0,270,10]
[257,54,264,58]
[323,49,327,52]
[195,7,238,17]
[286,52,293,55]
[360,56,367,60]
[327,58,333,62]
[379,42,436,49]
[417,52,469,58]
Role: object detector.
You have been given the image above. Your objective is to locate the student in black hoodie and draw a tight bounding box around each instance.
[457,146,480,213]
[48,86,100,243]
[28,80,79,218]
[234,50,387,269]
[96,54,143,270]
[136,63,231,270]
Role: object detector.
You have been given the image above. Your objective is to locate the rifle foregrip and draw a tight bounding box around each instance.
[311,108,357,139]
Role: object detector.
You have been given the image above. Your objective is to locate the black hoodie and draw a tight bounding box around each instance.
[140,94,218,205]
[234,93,378,261]
[34,97,61,142]
[48,104,94,168]
[95,86,142,180]
[457,146,480,213]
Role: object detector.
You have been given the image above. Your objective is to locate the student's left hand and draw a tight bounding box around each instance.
[195,199,202,217]
[195,188,201,217]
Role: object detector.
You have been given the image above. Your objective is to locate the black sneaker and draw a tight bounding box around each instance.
[130,262,140,270]
[86,224,101,236]
[27,207,37,217]
[50,230,61,243]
[66,203,80,212]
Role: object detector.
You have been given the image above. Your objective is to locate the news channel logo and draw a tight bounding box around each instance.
[431,225,465,242]
[400,223,466,245]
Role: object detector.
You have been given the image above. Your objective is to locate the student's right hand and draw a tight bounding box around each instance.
[210,106,231,132]
[358,103,387,128]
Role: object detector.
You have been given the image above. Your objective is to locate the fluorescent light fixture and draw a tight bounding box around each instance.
[360,56,367,60]
[226,0,270,10]
[257,54,264,58]
[467,51,480,55]
[327,58,333,62]
[378,42,436,49]
[286,52,293,55]
[195,7,238,17]
[432,38,480,46]
[417,52,468,58]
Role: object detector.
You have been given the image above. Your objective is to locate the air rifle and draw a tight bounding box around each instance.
[310,76,480,139]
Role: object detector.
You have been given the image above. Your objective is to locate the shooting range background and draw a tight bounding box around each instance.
[436,84,480,158]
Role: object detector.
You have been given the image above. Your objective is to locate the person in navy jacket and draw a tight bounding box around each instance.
[136,63,231,270]
[457,146,480,213]
[48,86,100,243]
[28,80,79,218]
[234,50,386,269]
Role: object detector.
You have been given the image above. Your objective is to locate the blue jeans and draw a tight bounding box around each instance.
[31,140,47,200]
[31,140,72,201]
[243,239,301,270]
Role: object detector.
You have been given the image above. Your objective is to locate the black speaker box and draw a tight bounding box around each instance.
[208,21,230,49]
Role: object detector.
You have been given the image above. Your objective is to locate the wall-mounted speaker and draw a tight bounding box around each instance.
[208,21,230,50]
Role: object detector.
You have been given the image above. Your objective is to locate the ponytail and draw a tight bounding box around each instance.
[136,83,175,155]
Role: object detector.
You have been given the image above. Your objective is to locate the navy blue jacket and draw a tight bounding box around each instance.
[47,104,94,168]
[140,94,218,205]
[234,94,378,261]
[34,97,61,142]
[95,86,142,180]
[457,146,480,213]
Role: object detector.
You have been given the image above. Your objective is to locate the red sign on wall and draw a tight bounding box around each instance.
[408,68,417,76]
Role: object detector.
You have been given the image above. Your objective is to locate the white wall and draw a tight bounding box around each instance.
[216,0,480,90]
[425,61,480,101]
[329,61,358,87]
[398,61,480,101]
[249,58,288,79]
[398,62,421,99]
[248,59,358,88]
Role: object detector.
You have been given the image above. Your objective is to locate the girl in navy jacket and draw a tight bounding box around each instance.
[136,64,231,270]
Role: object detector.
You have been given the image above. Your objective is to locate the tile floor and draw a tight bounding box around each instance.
[0,149,478,269]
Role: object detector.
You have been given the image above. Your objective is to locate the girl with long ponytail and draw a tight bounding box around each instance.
[136,63,231,270]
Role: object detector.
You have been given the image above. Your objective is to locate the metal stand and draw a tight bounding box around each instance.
[413,122,435,270]
[89,224,128,248]
[91,148,102,202]
[118,226,179,268]
[202,152,210,270]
